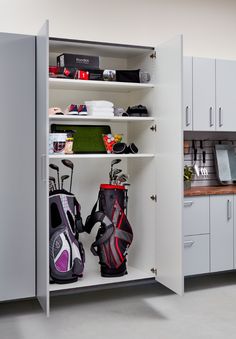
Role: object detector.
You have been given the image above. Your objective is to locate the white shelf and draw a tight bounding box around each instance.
[49,266,154,292]
[49,115,155,123]
[49,78,154,92]
[49,153,155,159]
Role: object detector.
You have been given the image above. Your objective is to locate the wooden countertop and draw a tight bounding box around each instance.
[184,185,236,197]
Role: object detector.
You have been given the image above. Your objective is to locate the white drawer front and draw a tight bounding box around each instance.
[183,196,209,236]
[184,234,210,276]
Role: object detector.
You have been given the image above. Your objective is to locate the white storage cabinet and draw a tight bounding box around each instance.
[183,197,210,276]
[210,195,234,272]
[183,56,193,131]
[192,57,216,131]
[215,59,236,131]
[36,21,184,315]
[184,57,236,132]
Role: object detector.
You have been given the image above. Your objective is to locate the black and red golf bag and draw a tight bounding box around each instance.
[85,184,133,277]
[49,190,85,284]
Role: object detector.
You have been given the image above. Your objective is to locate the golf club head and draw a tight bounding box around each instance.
[109,159,122,184]
[113,169,122,176]
[61,159,74,169]
[49,164,60,189]
[61,175,69,181]
[111,159,121,167]
[118,174,129,181]
[62,159,74,192]
[49,163,59,171]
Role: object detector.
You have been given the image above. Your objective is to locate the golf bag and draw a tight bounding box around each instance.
[85,184,133,277]
[49,190,85,284]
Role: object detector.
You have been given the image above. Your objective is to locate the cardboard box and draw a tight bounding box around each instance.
[57,53,99,70]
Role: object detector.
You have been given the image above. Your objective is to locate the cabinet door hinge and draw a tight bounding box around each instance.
[151,267,157,275]
[150,194,157,202]
[150,51,157,59]
[150,124,157,132]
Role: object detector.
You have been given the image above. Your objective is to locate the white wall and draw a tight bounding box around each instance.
[1,0,236,58]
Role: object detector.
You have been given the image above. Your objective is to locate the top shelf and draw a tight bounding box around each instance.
[49,37,154,58]
[49,78,155,93]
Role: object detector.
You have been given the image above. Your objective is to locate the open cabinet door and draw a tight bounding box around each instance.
[155,35,184,295]
[36,21,49,315]
[0,33,35,301]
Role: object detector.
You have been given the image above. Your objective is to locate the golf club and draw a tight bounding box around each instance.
[61,159,74,192]
[116,173,129,185]
[49,181,54,192]
[49,164,60,190]
[112,168,122,184]
[49,176,56,191]
[61,175,69,189]
[109,159,121,184]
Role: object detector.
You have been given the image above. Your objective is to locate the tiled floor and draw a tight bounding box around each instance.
[1,273,236,339]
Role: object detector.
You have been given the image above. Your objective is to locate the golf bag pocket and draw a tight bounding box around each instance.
[49,226,85,284]
[49,191,85,284]
[85,184,133,277]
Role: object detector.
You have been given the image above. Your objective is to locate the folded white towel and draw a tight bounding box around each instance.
[88,113,114,117]
[85,100,114,108]
[89,112,114,117]
[87,107,114,113]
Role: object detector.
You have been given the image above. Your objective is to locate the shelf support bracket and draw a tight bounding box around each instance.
[150,124,157,132]
[151,268,157,275]
[150,51,157,59]
[150,195,157,202]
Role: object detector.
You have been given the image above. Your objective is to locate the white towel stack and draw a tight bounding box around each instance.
[85,100,114,117]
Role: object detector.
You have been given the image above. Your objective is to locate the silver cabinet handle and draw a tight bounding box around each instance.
[40,154,46,182]
[227,199,232,220]
[184,200,193,207]
[184,240,195,248]
[209,107,214,127]
[186,106,190,126]
[219,107,223,127]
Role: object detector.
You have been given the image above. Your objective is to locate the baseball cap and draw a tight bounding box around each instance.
[48,107,63,115]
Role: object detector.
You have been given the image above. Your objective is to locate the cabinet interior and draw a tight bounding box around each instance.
[48,38,157,291]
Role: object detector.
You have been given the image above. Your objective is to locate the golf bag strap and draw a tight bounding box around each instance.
[90,222,114,256]
[84,198,99,234]
[74,197,84,233]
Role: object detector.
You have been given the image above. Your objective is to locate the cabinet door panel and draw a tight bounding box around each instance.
[193,58,215,131]
[184,235,210,276]
[234,195,236,269]
[184,196,209,236]
[183,56,192,131]
[210,195,233,272]
[36,21,50,316]
[155,35,183,295]
[0,33,35,301]
[216,60,236,131]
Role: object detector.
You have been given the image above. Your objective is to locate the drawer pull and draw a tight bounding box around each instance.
[184,201,193,207]
[227,199,232,220]
[184,240,195,248]
[209,106,214,127]
[186,106,190,126]
[219,107,223,127]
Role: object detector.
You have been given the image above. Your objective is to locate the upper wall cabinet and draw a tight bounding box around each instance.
[183,56,193,130]
[216,59,236,131]
[192,57,216,131]
[183,57,236,132]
